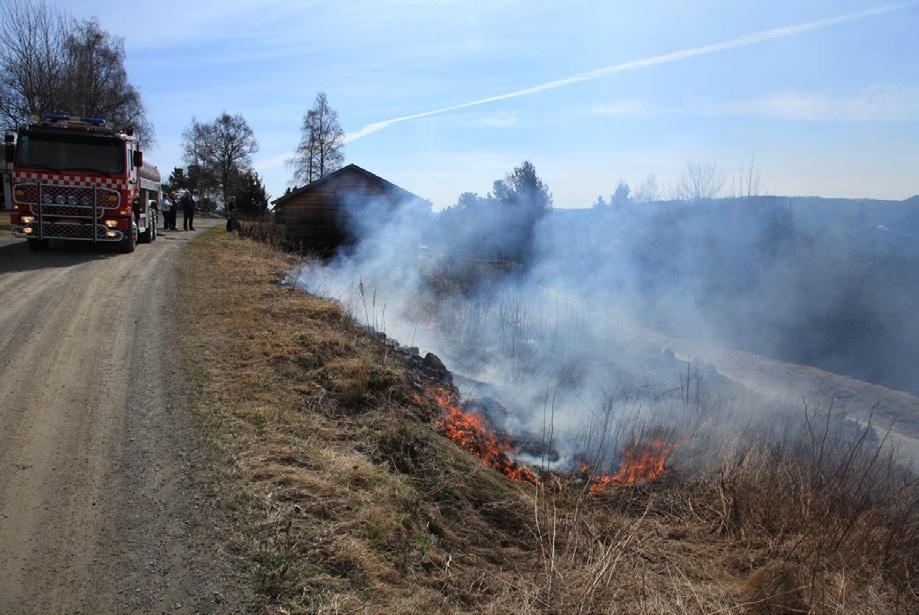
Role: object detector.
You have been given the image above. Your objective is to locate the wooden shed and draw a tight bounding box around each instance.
[272,164,430,250]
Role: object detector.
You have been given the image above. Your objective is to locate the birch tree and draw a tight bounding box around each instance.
[289,92,344,184]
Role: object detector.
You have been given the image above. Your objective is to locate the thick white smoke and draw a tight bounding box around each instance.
[295,183,919,470]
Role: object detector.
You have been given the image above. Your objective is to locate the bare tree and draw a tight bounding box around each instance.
[60,19,151,144]
[292,109,319,183]
[0,0,67,128]
[289,91,344,184]
[0,1,153,143]
[182,113,258,209]
[181,117,217,200]
[633,174,660,203]
[670,158,725,203]
[732,156,762,198]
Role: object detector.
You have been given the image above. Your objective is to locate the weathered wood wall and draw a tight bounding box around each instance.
[280,167,423,250]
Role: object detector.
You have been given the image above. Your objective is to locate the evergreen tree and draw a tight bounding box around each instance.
[231,170,270,217]
[611,181,631,207]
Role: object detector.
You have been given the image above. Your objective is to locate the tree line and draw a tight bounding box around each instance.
[1,1,349,216]
[168,91,346,216]
[0,0,152,144]
[593,158,763,208]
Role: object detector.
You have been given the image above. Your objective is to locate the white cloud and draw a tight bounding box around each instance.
[708,85,919,122]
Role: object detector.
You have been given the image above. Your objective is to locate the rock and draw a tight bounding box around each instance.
[422,352,452,384]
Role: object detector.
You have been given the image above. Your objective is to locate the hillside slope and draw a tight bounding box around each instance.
[177,229,915,614]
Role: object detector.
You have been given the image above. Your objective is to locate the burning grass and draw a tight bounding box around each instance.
[582,435,682,494]
[178,229,918,614]
[419,387,539,484]
[417,386,681,491]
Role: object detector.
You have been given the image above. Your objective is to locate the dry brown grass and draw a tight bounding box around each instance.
[177,228,916,614]
[235,218,289,251]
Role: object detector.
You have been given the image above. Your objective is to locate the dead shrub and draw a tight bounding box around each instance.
[708,402,918,609]
[325,355,406,409]
[235,218,287,249]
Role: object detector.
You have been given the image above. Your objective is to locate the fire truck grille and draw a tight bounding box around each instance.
[14,182,121,210]
[39,204,100,218]
[39,222,109,241]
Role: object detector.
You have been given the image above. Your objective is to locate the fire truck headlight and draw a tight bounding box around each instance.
[14,189,24,199]
[104,219,119,228]
[23,227,33,234]
[104,193,119,204]
[21,216,34,224]
[105,231,118,238]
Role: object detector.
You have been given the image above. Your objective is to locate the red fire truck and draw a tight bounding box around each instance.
[6,114,160,252]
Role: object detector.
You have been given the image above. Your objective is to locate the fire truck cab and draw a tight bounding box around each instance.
[6,114,160,253]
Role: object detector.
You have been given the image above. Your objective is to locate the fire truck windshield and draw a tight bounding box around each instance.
[15,132,126,174]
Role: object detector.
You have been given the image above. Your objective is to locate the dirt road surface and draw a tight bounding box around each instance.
[0,219,238,613]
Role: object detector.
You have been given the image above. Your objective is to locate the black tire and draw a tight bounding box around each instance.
[119,224,137,253]
[139,219,153,244]
[27,238,49,251]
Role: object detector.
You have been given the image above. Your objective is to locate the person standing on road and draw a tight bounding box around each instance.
[160,192,174,231]
[181,191,196,231]
[169,191,179,230]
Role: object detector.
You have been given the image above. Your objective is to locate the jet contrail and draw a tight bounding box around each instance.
[344,2,918,143]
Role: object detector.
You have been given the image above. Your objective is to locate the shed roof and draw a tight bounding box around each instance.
[271,163,427,207]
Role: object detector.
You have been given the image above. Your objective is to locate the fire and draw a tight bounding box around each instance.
[584,438,680,493]
[419,388,679,491]
[422,388,539,485]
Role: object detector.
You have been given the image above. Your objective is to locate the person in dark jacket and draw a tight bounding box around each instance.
[181,191,195,231]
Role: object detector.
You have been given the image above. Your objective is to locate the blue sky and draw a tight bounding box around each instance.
[63,0,919,208]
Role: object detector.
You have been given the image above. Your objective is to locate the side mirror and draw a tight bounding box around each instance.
[133,150,143,168]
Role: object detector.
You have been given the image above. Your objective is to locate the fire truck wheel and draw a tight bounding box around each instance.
[119,224,137,253]
[27,238,50,252]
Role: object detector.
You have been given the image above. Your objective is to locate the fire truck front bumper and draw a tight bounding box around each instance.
[12,220,124,242]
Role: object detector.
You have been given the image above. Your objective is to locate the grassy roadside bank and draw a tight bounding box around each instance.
[175,228,538,613]
[176,229,914,614]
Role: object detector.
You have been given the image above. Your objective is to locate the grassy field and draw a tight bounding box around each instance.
[177,228,916,614]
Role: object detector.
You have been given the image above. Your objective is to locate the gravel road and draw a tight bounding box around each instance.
[0,219,238,613]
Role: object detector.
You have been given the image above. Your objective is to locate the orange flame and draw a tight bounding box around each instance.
[423,388,539,485]
[584,438,680,494]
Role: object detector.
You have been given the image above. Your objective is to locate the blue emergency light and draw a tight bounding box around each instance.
[40,113,107,126]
